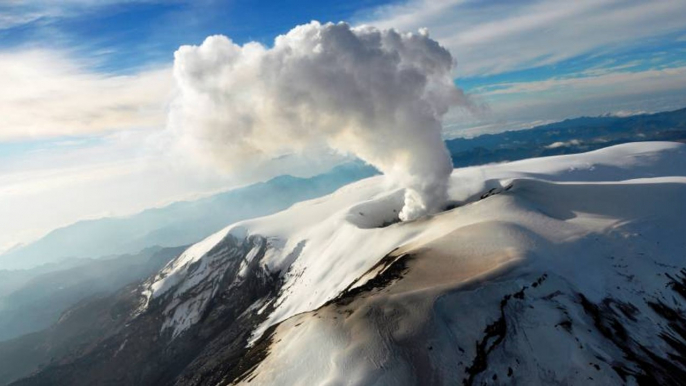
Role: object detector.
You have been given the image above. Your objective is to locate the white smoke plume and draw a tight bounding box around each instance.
[168,21,469,221]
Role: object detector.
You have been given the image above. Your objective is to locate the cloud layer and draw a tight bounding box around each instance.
[0,50,171,141]
[362,0,686,76]
[169,21,468,220]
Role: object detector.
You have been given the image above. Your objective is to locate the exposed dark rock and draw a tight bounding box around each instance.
[666,269,686,301]
[463,274,546,386]
[326,251,411,308]
[578,281,686,386]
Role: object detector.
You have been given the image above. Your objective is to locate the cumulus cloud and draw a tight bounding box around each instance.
[168,21,469,221]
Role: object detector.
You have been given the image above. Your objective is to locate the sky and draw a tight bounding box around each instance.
[1,0,686,253]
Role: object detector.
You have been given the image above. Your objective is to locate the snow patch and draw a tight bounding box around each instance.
[149,226,232,298]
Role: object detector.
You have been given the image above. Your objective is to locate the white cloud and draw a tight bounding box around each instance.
[469,66,686,126]
[437,64,686,137]
[477,66,686,97]
[603,110,647,118]
[545,140,581,149]
[169,21,471,220]
[0,10,46,30]
[359,0,686,76]
[0,0,178,30]
[0,49,172,141]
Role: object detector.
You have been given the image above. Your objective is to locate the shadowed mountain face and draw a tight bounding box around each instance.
[0,246,186,385]
[3,142,686,386]
[0,246,186,343]
[0,236,279,386]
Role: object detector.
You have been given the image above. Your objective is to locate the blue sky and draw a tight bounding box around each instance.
[2,0,684,140]
[0,0,392,72]
[1,0,686,252]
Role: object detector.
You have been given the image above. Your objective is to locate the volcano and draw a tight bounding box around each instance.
[9,142,686,386]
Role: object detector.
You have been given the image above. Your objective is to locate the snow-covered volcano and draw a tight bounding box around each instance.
[134,141,686,385]
[14,142,686,386]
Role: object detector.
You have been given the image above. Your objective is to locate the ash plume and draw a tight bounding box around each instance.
[168,21,468,221]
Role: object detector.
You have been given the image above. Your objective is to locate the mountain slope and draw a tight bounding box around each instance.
[9,142,686,386]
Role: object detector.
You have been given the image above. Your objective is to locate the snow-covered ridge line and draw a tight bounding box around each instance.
[139,142,686,339]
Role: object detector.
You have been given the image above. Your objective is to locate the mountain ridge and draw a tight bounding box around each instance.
[5,142,686,385]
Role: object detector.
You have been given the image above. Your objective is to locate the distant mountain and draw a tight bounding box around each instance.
[0,246,184,343]
[0,163,377,270]
[446,107,686,166]
[0,246,184,385]
[0,259,88,300]
[6,142,686,386]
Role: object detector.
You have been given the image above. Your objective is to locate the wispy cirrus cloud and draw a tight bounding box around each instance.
[463,65,686,127]
[477,66,686,97]
[359,0,686,76]
[0,0,181,30]
[0,49,172,141]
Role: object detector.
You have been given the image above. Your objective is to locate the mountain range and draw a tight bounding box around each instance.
[2,141,686,385]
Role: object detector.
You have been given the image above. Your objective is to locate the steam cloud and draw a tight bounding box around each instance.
[169,21,468,221]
